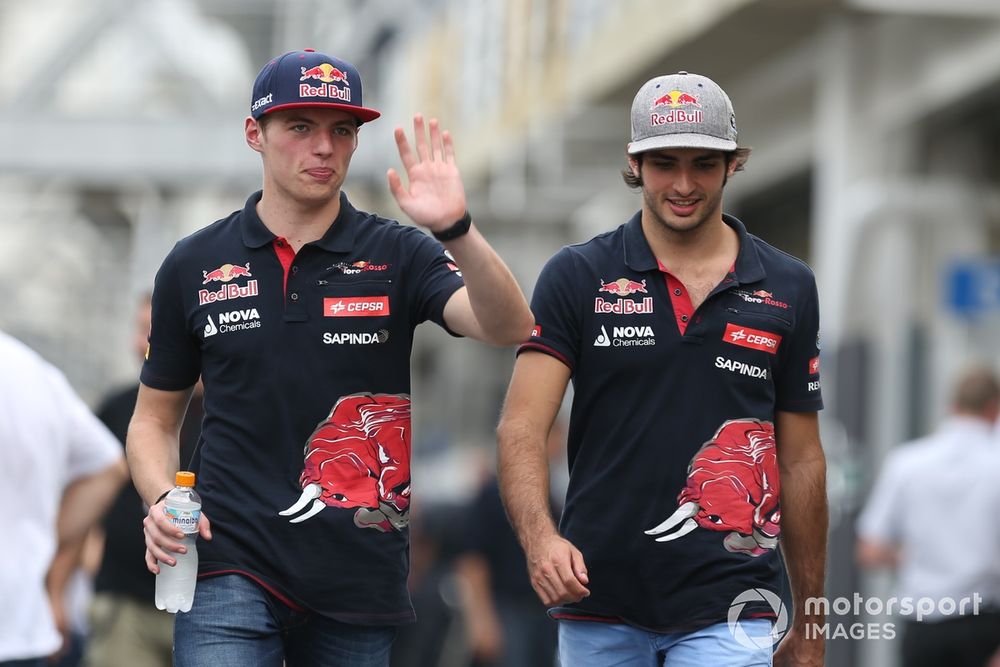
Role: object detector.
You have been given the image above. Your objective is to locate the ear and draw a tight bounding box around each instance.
[627,155,641,178]
[245,117,264,154]
[726,154,739,177]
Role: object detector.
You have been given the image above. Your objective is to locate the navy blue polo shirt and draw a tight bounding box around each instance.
[521,212,823,632]
[141,190,464,624]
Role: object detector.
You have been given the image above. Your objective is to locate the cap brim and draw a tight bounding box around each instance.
[627,133,736,154]
[260,102,381,123]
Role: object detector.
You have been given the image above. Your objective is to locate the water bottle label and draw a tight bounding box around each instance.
[165,506,201,534]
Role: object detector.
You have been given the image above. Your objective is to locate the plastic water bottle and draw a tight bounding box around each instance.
[155,471,200,613]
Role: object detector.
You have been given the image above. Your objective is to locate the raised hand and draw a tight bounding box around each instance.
[387,114,467,232]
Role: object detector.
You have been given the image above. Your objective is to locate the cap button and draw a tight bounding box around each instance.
[304,48,315,52]
[678,70,688,75]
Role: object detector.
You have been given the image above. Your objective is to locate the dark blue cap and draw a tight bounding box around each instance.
[250,49,381,123]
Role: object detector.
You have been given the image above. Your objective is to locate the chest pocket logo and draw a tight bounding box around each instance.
[324,296,390,317]
[723,323,781,354]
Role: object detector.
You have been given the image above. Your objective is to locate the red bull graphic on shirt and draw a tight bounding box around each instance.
[646,419,780,557]
[280,393,411,532]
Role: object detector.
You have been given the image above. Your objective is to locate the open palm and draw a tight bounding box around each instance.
[387,114,467,231]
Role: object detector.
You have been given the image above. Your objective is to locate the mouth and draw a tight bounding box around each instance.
[305,168,334,181]
[666,197,700,216]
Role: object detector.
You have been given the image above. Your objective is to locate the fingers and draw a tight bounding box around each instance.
[428,118,444,162]
[396,115,451,169]
[142,503,186,569]
[199,512,213,541]
[412,114,430,163]
[386,168,406,205]
[442,130,456,163]
[393,127,416,173]
[529,538,591,606]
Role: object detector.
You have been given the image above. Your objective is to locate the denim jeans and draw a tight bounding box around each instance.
[558,618,773,667]
[173,574,396,667]
[0,660,46,667]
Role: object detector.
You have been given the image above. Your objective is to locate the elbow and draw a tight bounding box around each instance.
[492,308,535,347]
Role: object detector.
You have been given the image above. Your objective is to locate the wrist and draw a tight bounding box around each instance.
[154,488,172,505]
[432,211,472,242]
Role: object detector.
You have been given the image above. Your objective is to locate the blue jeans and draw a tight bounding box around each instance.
[558,618,773,667]
[174,574,396,667]
[0,660,45,667]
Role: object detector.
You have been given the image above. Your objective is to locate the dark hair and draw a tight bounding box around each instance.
[621,147,753,189]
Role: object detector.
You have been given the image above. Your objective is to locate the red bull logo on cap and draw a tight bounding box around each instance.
[299,63,352,102]
[651,90,701,109]
[650,89,702,126]
[300,63,350,84]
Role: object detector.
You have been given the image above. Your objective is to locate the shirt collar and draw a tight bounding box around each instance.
[622,211,766,284]
[240,190,359,253]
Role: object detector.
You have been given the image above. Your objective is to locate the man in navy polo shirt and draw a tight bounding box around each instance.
[126,49,533,666]
[497,72,827,666]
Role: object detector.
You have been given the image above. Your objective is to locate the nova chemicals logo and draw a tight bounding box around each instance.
[727,588,788,649]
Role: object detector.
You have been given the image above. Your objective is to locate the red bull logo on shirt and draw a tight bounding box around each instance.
[279,393,411,532]
[646,419,780,556]
[599,278,648,296]
[202,262,253,284]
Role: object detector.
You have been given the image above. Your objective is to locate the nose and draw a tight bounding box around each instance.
[674,166,695,195]
[312,131,334,156]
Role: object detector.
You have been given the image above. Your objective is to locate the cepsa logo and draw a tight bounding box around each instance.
[324,296,390,317]
[723,323,782,354]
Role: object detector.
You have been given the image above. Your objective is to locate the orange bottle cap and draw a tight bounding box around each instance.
[175,471,196,487]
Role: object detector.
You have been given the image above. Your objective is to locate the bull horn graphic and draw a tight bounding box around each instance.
[279,482,324,523]
[645,501,699,542]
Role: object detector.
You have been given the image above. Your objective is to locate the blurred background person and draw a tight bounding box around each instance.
[856,366,1000,667]
[0,331,127,667]
[82,293,204,667]
[453,419,566,667]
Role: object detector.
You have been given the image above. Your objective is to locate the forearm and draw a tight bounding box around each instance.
[55,460,128,546]
[497,416,559,550]
[443,225,533,346]
[779,454,828,624]
[126,416,184,506]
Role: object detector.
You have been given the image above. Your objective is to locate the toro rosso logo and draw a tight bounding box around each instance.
[646,419,780,557]
[280,393,411,532]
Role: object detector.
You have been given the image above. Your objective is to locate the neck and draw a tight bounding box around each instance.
[642,209,736,272]
[257,186,343,249]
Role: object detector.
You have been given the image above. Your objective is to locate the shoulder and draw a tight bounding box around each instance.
[750,234,816,283]
[168,210,242,259]
[544,225,625,272]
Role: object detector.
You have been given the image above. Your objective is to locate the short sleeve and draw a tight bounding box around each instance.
[402,228,465,331]
[140,246,201,390]
[856,452,906,544]
[517,247,581,370]
[775,273,823,412]
[46,365,121,482]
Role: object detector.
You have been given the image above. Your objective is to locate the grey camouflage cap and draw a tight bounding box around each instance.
[627,71,737,154]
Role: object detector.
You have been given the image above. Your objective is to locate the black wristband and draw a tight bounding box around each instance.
[155,489,172,505]
[432,211,472,242]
